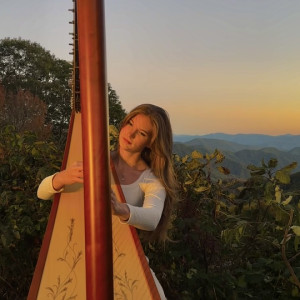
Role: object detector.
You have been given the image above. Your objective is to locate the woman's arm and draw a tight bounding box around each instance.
[37,161,83,200]
[119,178,166,231]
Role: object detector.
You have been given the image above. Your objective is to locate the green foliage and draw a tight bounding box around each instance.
[0,38,72,147]
[0,38,127,150]
[1,121,300,299]
[108,83,127,128]
[143,154,300,299]
[0,125,63,299]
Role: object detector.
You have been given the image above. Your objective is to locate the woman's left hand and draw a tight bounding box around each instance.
[111,190,130,221]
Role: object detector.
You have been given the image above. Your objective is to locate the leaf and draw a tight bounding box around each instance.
[275,170,290,184]
[275,186,281,203]
[31,147,39,156]
[1,234,6,247]
[281,162,298,172]
[184,179,194,185]
[250,169,266,176]
[182,155,189,163]
[217,166,230,175]
[191,150,203,159]
[14,231,20,239]
[194,186,210,193]
[215,150,225,163]
[282,195,293,206]
[247,164,262,171]
[268,158,278,168]
[291,226,300,236]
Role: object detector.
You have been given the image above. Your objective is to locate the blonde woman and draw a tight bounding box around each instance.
[37,104,178,299]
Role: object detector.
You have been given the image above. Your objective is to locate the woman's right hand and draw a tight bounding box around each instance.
[52,161,84,191]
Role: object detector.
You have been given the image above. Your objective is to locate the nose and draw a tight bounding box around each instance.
[127,126,139,139]
[129,129,137,139]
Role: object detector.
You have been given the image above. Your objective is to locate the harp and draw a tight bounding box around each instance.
[27,0,161,299]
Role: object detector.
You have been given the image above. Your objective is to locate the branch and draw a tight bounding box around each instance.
[281,209,300,288]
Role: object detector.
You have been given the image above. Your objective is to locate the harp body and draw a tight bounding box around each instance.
[28,112,161,299]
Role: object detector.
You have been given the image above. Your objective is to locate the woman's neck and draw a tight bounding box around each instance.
[118,149,145,170]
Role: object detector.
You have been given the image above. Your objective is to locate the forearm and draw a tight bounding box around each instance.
[124,203,163,231]
[37,174,64,200]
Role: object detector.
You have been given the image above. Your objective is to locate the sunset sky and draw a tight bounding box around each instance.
[1,0,300,135]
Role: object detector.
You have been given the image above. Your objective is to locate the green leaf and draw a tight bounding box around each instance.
[215,150,225,163]
[194,186,210,193]
[182,155,189,163]
[250,169,266,176]
[268,158,278,168]
[247,164,262,171]
[281,162,298,173]
[237,275,247,288]
[291,226,300,236]
[31,147,39,156]
[14,231,20,239]
[184,179,194,185]
[217,166,230,175]
[282,195,293,206]
[275,170,290,184]
[191,150,203,159]
[1,234,6,247]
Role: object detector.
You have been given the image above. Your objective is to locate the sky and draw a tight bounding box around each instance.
[1,0,300,136]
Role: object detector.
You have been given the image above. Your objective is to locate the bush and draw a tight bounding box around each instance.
[0,125,62,299]
[143,152,300,299]
[1,125,300,299]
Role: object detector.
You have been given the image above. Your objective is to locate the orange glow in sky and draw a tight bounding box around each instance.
[1,0,300,135]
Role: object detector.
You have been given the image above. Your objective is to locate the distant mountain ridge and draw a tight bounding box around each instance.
[173,135,300,179]
[174,133,300,151]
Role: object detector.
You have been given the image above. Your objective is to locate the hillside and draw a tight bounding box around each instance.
[173,139,300,179]
[174,133,300,151]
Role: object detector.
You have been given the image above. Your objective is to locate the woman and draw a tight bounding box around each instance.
[37,104,178,299]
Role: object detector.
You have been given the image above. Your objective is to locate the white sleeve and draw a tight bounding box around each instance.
[37,174,64,200]
[125,180,166,231]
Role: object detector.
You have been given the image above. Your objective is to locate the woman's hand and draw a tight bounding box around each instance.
[111,190,130,221]
[52,161,84,191]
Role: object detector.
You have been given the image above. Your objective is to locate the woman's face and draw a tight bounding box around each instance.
[119,114,154,154]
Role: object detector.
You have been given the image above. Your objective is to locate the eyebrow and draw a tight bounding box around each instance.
[130,117,152,136]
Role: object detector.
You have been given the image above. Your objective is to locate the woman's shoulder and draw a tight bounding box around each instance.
[141,168,156,180]
[139,169,165,191]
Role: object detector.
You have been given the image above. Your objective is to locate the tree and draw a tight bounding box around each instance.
[0,84,51,139]
[0,38,72,145]
[108,83,126,127]
[0,38,127,142]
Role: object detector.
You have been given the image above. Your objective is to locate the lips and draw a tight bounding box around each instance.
[123,137,132,145]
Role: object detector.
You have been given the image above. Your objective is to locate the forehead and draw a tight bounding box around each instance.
[131,114,154,132]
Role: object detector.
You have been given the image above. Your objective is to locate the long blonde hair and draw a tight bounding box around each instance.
[120,104,178,242]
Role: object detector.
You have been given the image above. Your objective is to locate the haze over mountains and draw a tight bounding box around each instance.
[174,133,300,151]
[173,134,300,179]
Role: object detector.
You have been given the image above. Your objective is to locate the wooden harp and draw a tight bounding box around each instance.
[27,0,161,299]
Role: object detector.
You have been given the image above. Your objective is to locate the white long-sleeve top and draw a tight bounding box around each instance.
[37,169,166,232]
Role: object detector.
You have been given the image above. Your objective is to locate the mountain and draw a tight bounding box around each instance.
[174,133,300,151]
[173,139,300,179]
